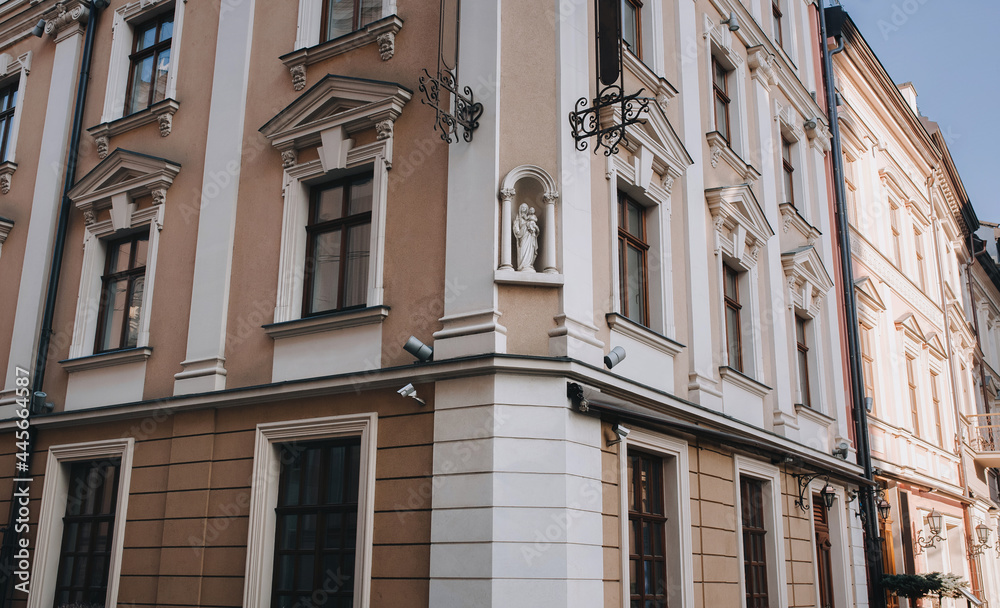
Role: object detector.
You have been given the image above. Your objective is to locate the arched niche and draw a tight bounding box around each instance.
[498,165,559,275]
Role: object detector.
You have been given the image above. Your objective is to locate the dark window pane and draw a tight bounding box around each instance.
[343,223,370,308]
[359,0,381,27]
[100,279,128,350]
[622,0,639,55]
[316,185,345,222]
[309,230,343,313]
[348,176,373,215]
[128,56,154,114]
[159,18,174,42]
[153,47,171,104]
[325,0,355,39]
[627,451,668,607]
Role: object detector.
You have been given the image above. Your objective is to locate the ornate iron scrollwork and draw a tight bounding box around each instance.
[419,68,483,144]
[569,84,650,156]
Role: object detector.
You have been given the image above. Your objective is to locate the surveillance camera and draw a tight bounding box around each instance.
[397,383,416,398]
[721,12,739,32]
[403,336,433,362]
[31,19,46,38]
[803,118,818,131]
[614,424,630,439]
[837,441,849,451]
[604,346,626,369]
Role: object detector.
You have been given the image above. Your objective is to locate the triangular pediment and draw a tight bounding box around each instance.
[706,183,775,243]
[895,313,927,343]
[924,332,946,358]
[854,276,886,312]
[782,246,834,293]
[260,74,412,150]
[68,149,181,211]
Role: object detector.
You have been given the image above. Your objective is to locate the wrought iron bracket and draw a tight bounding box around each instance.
[791,471,828,512]
[968,536,990,559]
[914,528,943,554]
[569,84,651,156]
[418,68,483,144]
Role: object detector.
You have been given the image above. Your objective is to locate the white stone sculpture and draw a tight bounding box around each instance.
[512,203,539,272]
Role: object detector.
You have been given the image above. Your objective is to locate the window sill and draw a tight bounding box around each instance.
[719,365,771,398]
[280,15,404,90]
[494,269,563,287]
[0,160,16,195]
[705,131,760,183]
[795,402,835,426]
[60,347,153,373]
[263,305,389,339]
[87,98,180,158]
[606,313,684,357]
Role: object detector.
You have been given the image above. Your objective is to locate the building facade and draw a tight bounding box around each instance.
[0,0,989,608]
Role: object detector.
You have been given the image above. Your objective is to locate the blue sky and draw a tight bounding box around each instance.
[837,0,999,221]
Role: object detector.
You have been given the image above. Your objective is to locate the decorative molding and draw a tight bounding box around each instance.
[707,183,774,269]
[87,98,180,156]
[0,215,12,257]
[719,365,772,398]
[850,232,943,327]
[706,131,760,183]
[45,1,90,40]
[0,161,15,194]
[280,15,403,90]
[747,45,776,87]
[497,165,560,275]
[59,347,153,373]
[774,101,804,142]
[280,149,297,168]
[375,118,393,140]
[782,245,834,318]
[778,203,820,243]
[622,47,678,111]
[494,269,564,286]
[607,313,684,357]
[262,306,389,339]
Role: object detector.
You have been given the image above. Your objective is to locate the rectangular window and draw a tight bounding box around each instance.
[796,316,810,408]
[772,1,783,47]
[304,174,373,316]
[272,438,362,608]
[741,477,769,608]
[782,138,794,205]
[627,451,667,608]
[931,372,944,447]
[906,356,920,437]
[724,265,743,372]
[712,57,731,143]
[621,0,642,58]
[890,204,902,265]
[860,325,876,415]
[813,495,836,608]
[0,81,17,162]
[618,192,649,327]
[322,0,382,42]
[96,233,148,353]
[914,228,926,290]
[53,459,121,608]
[124,13,173,116]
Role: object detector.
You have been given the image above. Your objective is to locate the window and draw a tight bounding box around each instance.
[621,0,642,58]
[0,81,17,162]
[725,265,743,372]
[860,325,876,415]
[95,233,148,353]
[796,316,810,407]
[771,1,783,47]
[272,438,361,607]
[627,450,667,607]
[124,13,173,116]
[53,460,121,608]
[931,372,944,447]
[243,413,376,608]
[781,138,794,205]
[322,0,382,42]
[741,477,769,608]
[914,228,926,290]
[712,57,731,142]
[304,174,373,317]
[889,203,902,265]
[618,192,649,326]
[813,495,836,608]
[906,355,920,437]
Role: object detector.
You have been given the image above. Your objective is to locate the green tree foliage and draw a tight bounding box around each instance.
[881,572,970,601]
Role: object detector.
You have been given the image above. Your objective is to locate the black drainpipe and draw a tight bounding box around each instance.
[818,4,885,607]
[0,3,101,605]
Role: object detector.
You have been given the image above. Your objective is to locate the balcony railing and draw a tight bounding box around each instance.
[967,413,1000,467]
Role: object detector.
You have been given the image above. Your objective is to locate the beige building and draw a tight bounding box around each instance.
[0,0,904,607]
[833,15,997,607]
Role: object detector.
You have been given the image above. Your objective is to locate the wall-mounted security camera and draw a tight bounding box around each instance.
[31,19,46,37]
[803,118,818,131]
[832,441,850,459]
[403,336,433,362]
[608,423,630,446]
[604,346,626,369]
[864,397,873,413]
[397,383,426,406]
[721,12,740,32]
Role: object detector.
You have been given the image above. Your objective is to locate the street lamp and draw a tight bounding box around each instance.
[915,509,944,553]
[820,484,837,509]
[877,498,891,521]
[969,523,992,558]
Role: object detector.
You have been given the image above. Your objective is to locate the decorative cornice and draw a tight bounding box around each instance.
[0,160,17,195]
[747,45,776,87]
[262,306,389,339]
[60,347,152,373]
[87,98,180,158]
[850,231,943,328]
[45,1,90,41]
[706,131,760,184]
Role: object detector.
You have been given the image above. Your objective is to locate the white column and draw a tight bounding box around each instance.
[542,193,557,273]
[431,0,506,359]
[1,13,87,411]
[499,188,513,270]
[173,0,256,395]
[677,0,721,408]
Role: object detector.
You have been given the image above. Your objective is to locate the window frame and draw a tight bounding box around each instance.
[302,173,374,317]
[0,79,18,162]
[27,439,134,608]
[930,370,944,448]
[712,56,731,143]
[906,354,920,437]
[724,264,744,373]
[626,449,668,607]
[94,232,149,354]
[771,1,783,48]
[795,315,811,408]
[860,324,877,416]
[741,477,770,608]
[295,0,396,51]
[617,429,693,608]
[243,413,377,608]
[621,0,643,60]
[889,202,902,265]
[781,137,794,206]
[320,0,382,42]
[122,11,174,116]
[618,191,651,327]
[733,457,789,608]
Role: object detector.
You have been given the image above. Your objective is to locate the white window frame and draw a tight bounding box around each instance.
[618,429,694,608]
[0,51,31,192]
[295,0,397,50]
[101,0,184,123]
[807,483,852,608]
[243,412,377,608]
[734,456,789,608]
[704,14,749,159]
[27,438,134,608]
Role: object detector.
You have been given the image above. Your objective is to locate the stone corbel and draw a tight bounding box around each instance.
[747,46,776,87]
[280,148,298,169]
[375,119,393,140]
[377,32,395,61]
[0,161,16,195]
[151,188,166,206]
[157,112,172,137]
[710,142,723,168]
[45,1,90,40]
[289,63,307,92]
[805,120,832,152]
[95,135,109,159]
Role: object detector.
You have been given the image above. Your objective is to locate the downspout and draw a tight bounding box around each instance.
[818,4,885,608]
[0,3,101,606]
